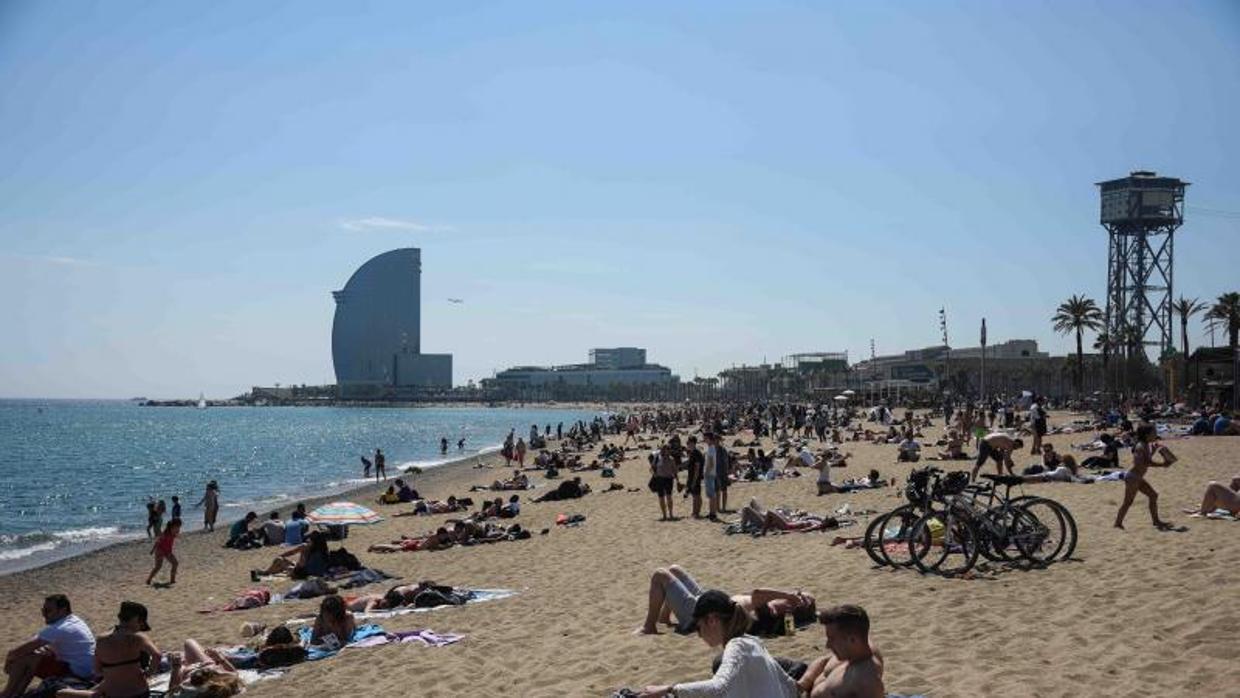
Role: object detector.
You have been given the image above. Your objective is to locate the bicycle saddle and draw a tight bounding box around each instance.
[980,474,1026,486]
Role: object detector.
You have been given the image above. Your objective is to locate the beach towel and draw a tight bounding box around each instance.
[295,624,462,660]
[332,567,398,589]
[292,589,518,622]
[145,667,282,694]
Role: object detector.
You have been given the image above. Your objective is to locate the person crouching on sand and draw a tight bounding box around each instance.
[146,518,180,585]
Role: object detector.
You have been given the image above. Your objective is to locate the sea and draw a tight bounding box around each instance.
[0,399,603,574]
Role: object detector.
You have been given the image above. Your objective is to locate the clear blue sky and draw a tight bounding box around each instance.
[2,1,1238,398]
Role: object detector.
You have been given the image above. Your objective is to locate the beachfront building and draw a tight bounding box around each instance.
[716,352,851,400]
[331,248,452,398]
[482,348,677,400]
[851,339,1088,401]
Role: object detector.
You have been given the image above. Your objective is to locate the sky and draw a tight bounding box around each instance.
[1,0,1238,399]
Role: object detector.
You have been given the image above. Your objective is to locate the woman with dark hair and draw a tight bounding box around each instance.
[637,590,798,697]
[310,595,355,647]
[249,531,329,580]
[1114,424,1177,529]
[55,602,159,698]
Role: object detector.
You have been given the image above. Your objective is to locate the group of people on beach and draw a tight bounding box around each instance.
[2,595,246,698]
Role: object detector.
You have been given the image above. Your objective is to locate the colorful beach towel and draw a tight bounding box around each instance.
[294,624,463,660]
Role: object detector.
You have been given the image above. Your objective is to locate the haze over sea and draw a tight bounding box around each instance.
[0,400,600,573]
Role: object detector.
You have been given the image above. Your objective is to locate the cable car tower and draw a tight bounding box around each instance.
[1097,171,1188,357]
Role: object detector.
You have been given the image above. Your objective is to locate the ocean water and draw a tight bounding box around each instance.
[0,400,601,573]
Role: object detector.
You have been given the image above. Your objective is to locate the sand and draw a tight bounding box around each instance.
[1,410,1238,697]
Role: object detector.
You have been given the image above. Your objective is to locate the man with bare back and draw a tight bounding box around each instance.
[797,604,884,698]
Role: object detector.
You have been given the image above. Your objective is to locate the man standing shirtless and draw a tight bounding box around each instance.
[970,432,1023,481]
[798,605,884,698]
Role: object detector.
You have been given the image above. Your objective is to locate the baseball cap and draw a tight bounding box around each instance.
[685,589,734,631]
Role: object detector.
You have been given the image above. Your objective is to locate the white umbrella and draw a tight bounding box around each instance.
[842,390,856,396]
[833,395,849,401]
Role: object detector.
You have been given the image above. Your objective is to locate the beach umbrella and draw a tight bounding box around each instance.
[306,501,384,526]
[842,390,856,396]
[833,395,849,401]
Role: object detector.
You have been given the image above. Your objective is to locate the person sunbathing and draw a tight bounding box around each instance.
[165,639,243,698]
[932,431,967,460]
[472,470,529,491]
[366,527,455,553]
[531,477,591,502]
[249,531,329,581]
[394,496,466,517]
[739,498,832,533]
[310,595,355,647]
[636,565,817,637]
[1022,454,1092,483]
[1183,476,1240,516]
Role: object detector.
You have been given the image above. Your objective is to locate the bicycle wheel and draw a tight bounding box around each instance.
[972,506,1013,562]
[863,513,891,567]
[877,506,921,568]
[907,511,979,577]
[1015,497,1076,563]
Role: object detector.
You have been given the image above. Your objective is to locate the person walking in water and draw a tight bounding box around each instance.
[196,481,220,532]
[440,437,448,455]
[374,448,386,482]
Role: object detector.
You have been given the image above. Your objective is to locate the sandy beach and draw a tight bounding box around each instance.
[2,410,1237,697]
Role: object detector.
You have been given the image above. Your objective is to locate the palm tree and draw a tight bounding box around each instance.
[1053,295,1104,395]
[1206,292,1240,353]
[1206,292,1240,405]
[1171,297,1208,359]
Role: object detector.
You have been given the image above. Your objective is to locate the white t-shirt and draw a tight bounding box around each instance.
[38,614,96,678]
[704,446,718,482]
[674,635,798,698]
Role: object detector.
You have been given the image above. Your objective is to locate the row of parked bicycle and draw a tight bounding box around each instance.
[862,466,1078,577]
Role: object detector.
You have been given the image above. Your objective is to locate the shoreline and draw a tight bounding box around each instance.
[0,443,509,578]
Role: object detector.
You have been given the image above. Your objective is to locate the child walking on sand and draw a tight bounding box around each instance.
[1114,424,1177,530]
[147,517,181,585]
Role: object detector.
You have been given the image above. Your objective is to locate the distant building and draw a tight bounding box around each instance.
[331,248,452,398]
[483,347,676,397]
[589,347,647,370]
[852,339,1059,395]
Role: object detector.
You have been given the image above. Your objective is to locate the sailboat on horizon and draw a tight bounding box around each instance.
[197,392,207,409]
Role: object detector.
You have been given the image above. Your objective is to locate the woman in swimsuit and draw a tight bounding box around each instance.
[250,531,328,579]
[196,481,220,532]
[1114,424,1176,529]
[56,602,160,698]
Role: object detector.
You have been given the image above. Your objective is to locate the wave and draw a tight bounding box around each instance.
[0,526,128,561]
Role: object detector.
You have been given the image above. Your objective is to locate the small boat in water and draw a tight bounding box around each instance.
[197,393,207,409]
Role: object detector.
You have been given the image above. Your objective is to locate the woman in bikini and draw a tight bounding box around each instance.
[1114,424,1177,529]
[56,602,160,698]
